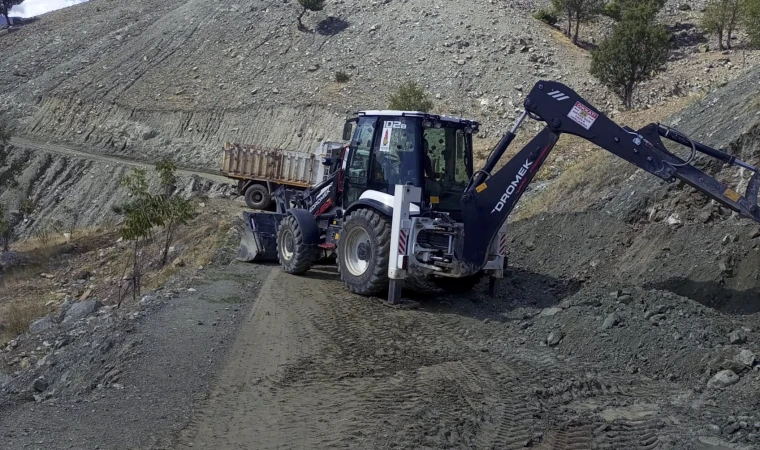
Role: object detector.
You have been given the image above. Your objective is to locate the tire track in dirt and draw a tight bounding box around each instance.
[174,265,713,450]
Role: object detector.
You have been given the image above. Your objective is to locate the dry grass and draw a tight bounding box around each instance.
[1,300,50,345]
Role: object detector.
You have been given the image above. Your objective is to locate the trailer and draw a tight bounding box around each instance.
[221,141,343,210]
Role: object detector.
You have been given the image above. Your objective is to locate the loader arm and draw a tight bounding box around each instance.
[460,80,760,269]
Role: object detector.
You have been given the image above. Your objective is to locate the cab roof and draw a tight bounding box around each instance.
[357,110,480,128]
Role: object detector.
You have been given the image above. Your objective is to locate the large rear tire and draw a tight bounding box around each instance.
[245,183,271,210]
[337,208,391,296]
[277,215,319,275]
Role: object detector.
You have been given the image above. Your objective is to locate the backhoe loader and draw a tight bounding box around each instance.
[238,80,760,303]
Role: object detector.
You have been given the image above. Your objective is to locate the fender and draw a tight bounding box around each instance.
[344,190,422,217]
[287,208,320,245]
[344,199,393,218]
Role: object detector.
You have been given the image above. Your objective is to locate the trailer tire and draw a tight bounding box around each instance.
[277,215,319,275]
[430,271,484,293]
[244,183,271,210]
[337,208,391,296]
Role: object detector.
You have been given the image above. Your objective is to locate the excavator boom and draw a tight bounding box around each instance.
[460,80,760,268]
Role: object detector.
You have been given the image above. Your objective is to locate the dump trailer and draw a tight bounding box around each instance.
[221,140,343,210]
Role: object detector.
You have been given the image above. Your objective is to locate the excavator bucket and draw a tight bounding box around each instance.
[236,211,283,262]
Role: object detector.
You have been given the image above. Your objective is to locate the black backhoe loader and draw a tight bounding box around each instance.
[238,80,760,304]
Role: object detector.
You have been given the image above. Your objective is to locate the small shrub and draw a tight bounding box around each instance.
[388,81,434,112]
[533,8,558,25]
[335,70,351,83]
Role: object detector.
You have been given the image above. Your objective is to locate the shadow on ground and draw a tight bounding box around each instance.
[646,277,760,315]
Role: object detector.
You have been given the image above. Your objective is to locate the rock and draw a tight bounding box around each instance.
[539,307,562,317]
[735,349,756,366]
[699,43,710,53]
[649,314,666,324]
[723,422,741,435]
[0,373,11,387]
[62,300,102,324]
[547,330,564,346]
[707,370,740,389]
[19,358,30,369]
[750,228,760,239]
[707,424,721,434]
[729,329,747,344]
[698,210,713,223]
[667,214,681,226]
[653,304,669,314]
[33,378,48,392]
[618,294,633,304]
[29,316,55,334]
[601,313,618,330]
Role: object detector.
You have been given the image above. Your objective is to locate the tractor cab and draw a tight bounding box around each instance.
[341,111,479,215]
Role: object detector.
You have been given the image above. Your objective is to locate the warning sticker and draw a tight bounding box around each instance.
[567,101,599,130]
[379,124,392,153]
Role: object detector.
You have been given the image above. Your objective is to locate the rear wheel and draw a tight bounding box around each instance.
[430,271,484,293]
[244,184,271,210]
[337,208,391,296]
[277,215,319,275]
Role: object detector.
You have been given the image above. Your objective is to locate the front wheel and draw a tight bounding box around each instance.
[277,215,319,275]
[337,208,391,296]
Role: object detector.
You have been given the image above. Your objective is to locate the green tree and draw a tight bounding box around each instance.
[553,0,604,44]
[702,0,741,50]
[0,0,22,28]
[602,0,666,20]
[388,81,434,112]
[296,0,325,31]
[743,0,760,48]
[153,159,194,266]
[115,160,195,303]
[590,6,670,108]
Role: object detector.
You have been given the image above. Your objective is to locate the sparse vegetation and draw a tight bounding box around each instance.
[552,0,604,44]
[335,70,351,83]
[296,0,326,31]
[743,0,760,48]
[590,5,670,108]
[115,160,195,304]
[702,0,742,50]
[602,0,666,21]
[533,8,559,26]
[6,300,49,337]
[388,81,434,112]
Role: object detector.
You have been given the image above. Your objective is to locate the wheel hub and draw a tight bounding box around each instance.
[343,226,371,276]
[357,242,369,261]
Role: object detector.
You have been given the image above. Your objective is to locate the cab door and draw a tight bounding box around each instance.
[343,116,378,205]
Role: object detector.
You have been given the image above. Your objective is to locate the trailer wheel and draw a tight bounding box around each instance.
[337,208,391,296]
[431,271,484,293]
[277,215,319,275]
[244,184,271,210]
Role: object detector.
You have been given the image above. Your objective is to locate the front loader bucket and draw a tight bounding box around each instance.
[237,211,284,262]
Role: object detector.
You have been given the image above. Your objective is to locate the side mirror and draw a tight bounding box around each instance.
[342,122,353,141]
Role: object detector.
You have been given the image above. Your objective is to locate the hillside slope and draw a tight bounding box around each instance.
[3,0,754,171]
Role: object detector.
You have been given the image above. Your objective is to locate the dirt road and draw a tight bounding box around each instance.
[10,136,232,184]
[173,264,746,450]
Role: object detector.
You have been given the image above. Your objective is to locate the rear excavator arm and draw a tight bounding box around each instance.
[460,80,760,269]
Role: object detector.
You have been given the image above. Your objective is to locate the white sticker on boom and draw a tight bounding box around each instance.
[567,101,599,130]
[379,123,392,152]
